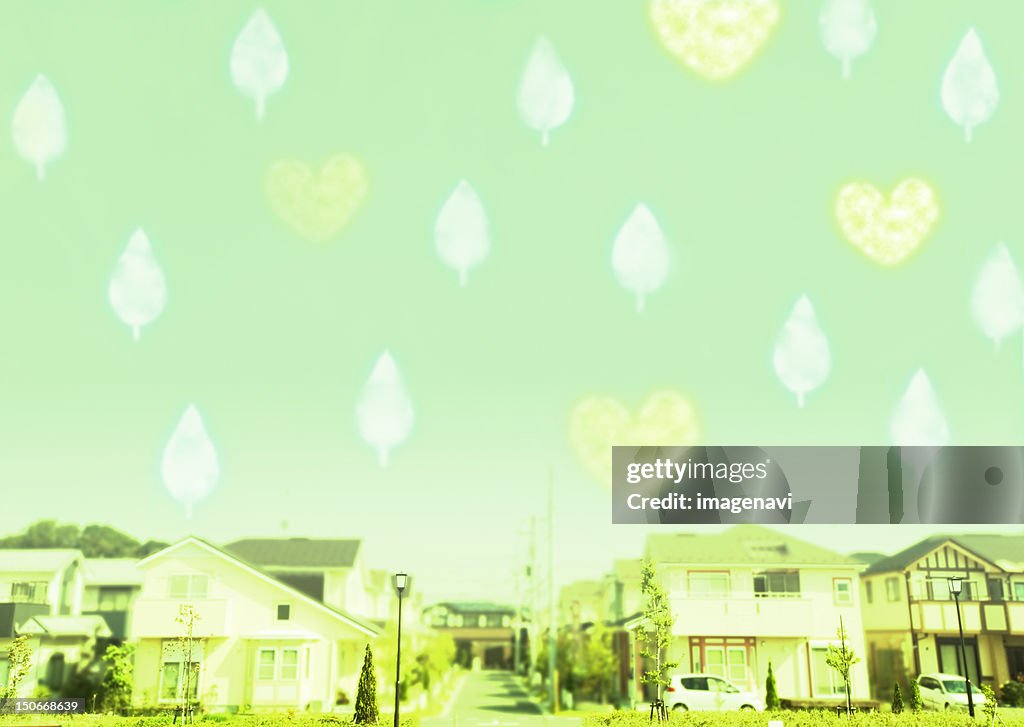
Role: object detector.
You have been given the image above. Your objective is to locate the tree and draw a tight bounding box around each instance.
[175,604,202,724]
[97,643,135,714]
[765,660,780,711]
[909,679,923,712]
[576,622,617,703]
[891,682,904,713]
[637,559,676,720]
[0,519,167,558]
[1,635,33,701]
[354,645,379,725]
[825,617,860,717]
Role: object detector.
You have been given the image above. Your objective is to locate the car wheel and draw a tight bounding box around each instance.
[672,704,688,711]
[740,705,756,711]
[944,703,950,710]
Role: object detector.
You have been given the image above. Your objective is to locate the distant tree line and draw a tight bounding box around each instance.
[0,519,167,558]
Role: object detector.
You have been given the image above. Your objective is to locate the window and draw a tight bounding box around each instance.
[834,578,853,605]
[919,677,939,690]
[704,645,748,684]
[811,647,846,697]
[989,579,1005,602]
[169,574,208,599]
[280,649,299,680]
[885,577,900,602]
[257,647,300,681]
[680,676,708,690]
[753,570,800,597]
[865,581,873,604]
[10,581,47,604]
[257,649,275,680]
[97,587,132,611]
[688,572,730,598]
[1015,582,1024,602]
[478,615,487,628]
[159,640,203,703]
[276,603,291,621]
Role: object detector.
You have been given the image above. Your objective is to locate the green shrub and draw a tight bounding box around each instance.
[909,678,923,712]
[765,660,780,711]
[1003,679,1024,707]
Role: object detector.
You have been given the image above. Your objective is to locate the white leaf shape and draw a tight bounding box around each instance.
[819,0,877,79]
[611,204,670,312]
[941,28,999,143]
[108,228,167,341]
[517,36,574,146]
[356,351,415,467]
[230,8,289,120]
[772,295,831,408]
[970,242,1024,351]
[891,369,949,447]
[435,180,490,286]
[162,404,220,519]
[12,74,67,180]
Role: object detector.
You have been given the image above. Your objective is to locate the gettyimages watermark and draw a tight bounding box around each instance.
[612,445,1024,524]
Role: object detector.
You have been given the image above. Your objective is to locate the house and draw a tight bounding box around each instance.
[0,549,109,696]
[860,534,1024,699]
[130,537,379,713]
[638,526,871,704]
[422,602,516,669]
[81,558,144,641]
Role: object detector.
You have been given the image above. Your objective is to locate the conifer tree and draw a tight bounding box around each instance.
[765,660,780,711]
[354,645,379,725]
[891,682,904,713]
[909,678,923,713]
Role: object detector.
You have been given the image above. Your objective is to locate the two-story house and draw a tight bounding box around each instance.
[559,580,610,628]
[0,549,110,696]
[130,537,379,713]
[860,534,1024,698]
[640,526,870,703]
[422,602,516,670]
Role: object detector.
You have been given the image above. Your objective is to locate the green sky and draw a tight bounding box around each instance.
[2,0,1023,602]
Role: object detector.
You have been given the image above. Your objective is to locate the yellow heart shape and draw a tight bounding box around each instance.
[650,0,780,81]
[266,155,369,242]
[835,178,939,266]
[569,390,701,487]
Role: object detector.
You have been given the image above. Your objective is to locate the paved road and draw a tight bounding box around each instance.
[422,671,581,727]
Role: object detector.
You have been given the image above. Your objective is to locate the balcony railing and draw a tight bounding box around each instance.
[669,595,828,637]
[909,599,1024,634]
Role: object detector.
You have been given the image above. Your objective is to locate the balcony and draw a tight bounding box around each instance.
[909,599,1024,634]
[669,595,821,638]
[130,598,230,638]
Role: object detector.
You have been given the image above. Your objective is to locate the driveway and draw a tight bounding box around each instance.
[422,671,581,727]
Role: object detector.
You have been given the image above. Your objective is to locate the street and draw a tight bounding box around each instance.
[422,671,582,727]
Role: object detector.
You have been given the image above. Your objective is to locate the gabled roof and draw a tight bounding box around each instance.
[223,538,361,568]
[19,615,112,639]
[82,558,143,586]
[138,538,378,637]
[0,549,81,573]
[864,534,1024,575]
[559,580,607,603]
[646,525,862,567]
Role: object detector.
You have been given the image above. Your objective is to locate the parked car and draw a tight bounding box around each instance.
[916,673,987,711]
[664,673,765,712]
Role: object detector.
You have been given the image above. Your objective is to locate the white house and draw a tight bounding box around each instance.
[130,537,379,713]
[640,526,871,703]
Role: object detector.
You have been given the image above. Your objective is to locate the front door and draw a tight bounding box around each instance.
[937,638,980,684]
[1007,647,1024,681]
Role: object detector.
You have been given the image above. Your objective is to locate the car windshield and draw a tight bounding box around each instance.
[941,679,969,694]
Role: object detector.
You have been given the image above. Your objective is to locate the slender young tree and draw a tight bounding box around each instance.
[825,616,860,717]
[0,636,32,702]
[354,644,379,725]
[637,559,676,721]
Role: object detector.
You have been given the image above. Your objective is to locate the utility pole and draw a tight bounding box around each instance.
[548,465,558,713]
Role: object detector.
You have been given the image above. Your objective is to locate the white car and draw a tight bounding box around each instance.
[664,673,765,712]
[916,673,987,711]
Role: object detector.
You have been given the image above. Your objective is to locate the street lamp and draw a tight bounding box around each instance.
[393,573,409,727]
[947,576,975,718]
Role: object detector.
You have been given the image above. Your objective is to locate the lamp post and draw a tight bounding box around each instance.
[393,573,408,727]
[947,576,975,718]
